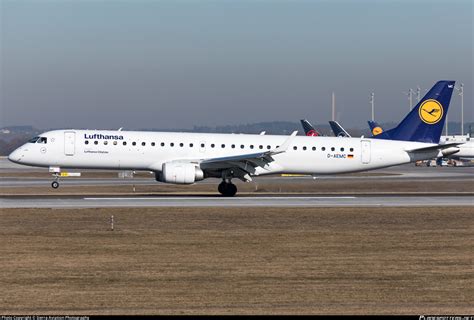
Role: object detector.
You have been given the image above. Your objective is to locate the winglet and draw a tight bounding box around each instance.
[270,131,298,155]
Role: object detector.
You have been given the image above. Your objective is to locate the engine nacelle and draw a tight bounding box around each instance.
[156,162,204,184]
[441,147,460,157]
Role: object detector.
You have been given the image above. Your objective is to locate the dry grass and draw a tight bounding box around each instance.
[0,207,472,315]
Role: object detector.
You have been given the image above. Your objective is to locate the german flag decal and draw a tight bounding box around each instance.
[347,154,354,158]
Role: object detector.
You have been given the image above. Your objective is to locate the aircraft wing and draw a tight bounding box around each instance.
[199,131,298,181]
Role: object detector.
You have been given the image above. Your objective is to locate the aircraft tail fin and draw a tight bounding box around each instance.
[329,121,351,137]
[368,120,384,136]
[300,119,320,136]
[378,81,455,143]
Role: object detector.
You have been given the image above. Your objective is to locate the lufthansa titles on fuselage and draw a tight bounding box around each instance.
[84,133,124,140]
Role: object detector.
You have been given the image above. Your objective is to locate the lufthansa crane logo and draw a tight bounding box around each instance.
[419,99,443,124]
[372,127,383,136]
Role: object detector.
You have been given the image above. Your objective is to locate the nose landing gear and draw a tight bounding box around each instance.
[218,180,237,197]
[48,167,81,189]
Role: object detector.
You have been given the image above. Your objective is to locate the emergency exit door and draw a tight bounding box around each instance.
[64,131,76,156]
[361,140,371,164]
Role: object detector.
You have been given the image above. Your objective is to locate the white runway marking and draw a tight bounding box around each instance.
[83,196,357,200]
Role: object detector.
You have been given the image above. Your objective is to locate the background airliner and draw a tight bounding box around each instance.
[368,120,473,159]
[9,81,458,196]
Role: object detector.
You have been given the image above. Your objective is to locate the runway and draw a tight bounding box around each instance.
[2,158,473,208]
[1,194,472,208]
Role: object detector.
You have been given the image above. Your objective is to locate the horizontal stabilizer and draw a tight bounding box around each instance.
[405,142,462,153]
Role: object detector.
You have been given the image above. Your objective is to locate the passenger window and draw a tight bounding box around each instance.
[104,141,108,145]
[232,144,235,149]
[331,147,335,151]
[211,144,215,148]
[123,141,127,146]
[94,141,99,145]
[322,147,326,151]
[250,145,254,149]
[180,143,184,147]
[293,146,297,150]
[85,141,89,145]
[170,143,174,147]
[151,142,155,146]
[312,146,316,151]
[190,143,194,147]
[201,143,205,148]
[142,142,146,146]
[161,142,165,147]
[221,144,225,148]
[340,147,344,151]
[240,145,244,149]
[350,148,354,152]
[259,145,263,149]
[113,141,117,145]
[267,145,271,150]
[132,142,136,146]
[303,146,307,151]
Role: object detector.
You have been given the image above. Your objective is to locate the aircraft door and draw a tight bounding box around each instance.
[64,131,76,156]
[361,140,371,164]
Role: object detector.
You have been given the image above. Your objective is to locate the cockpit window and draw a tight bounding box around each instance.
[28,136,40,143]
[37,137,47,144]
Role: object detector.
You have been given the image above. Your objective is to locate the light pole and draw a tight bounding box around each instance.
[416,86,421,102]
[370,92,375,121]
[332,92,335,121]
[445,113,449,136]
[455,83,464,135]
[403,89,414,111]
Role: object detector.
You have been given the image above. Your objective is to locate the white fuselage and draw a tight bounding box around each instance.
[440,135,474,159]
[8,129,440,177]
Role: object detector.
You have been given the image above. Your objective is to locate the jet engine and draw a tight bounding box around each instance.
[156,162,204,184]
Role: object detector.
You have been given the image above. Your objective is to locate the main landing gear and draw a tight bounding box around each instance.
[218,180,237,197]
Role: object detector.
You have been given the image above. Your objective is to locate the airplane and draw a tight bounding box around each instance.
[329,121,351,137]
[301,119,351,137]
[9,81,459,196]
[368,120,474,159]
[300,119,321,136]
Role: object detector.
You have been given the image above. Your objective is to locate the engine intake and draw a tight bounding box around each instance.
[156,162,204,184]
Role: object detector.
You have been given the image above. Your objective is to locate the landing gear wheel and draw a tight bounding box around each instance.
[218,181,226,195]
[51,181,59,189]
[218,181,237,197]
[226,183,237,197]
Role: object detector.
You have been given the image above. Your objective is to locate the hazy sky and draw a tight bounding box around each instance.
[1,0,472,130]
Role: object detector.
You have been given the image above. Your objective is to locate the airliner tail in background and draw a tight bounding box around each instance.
[300,119,320,136]
[368,120,384,136]
[329,121,351,138]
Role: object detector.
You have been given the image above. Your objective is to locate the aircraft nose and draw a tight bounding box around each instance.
[8,148,22,163]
